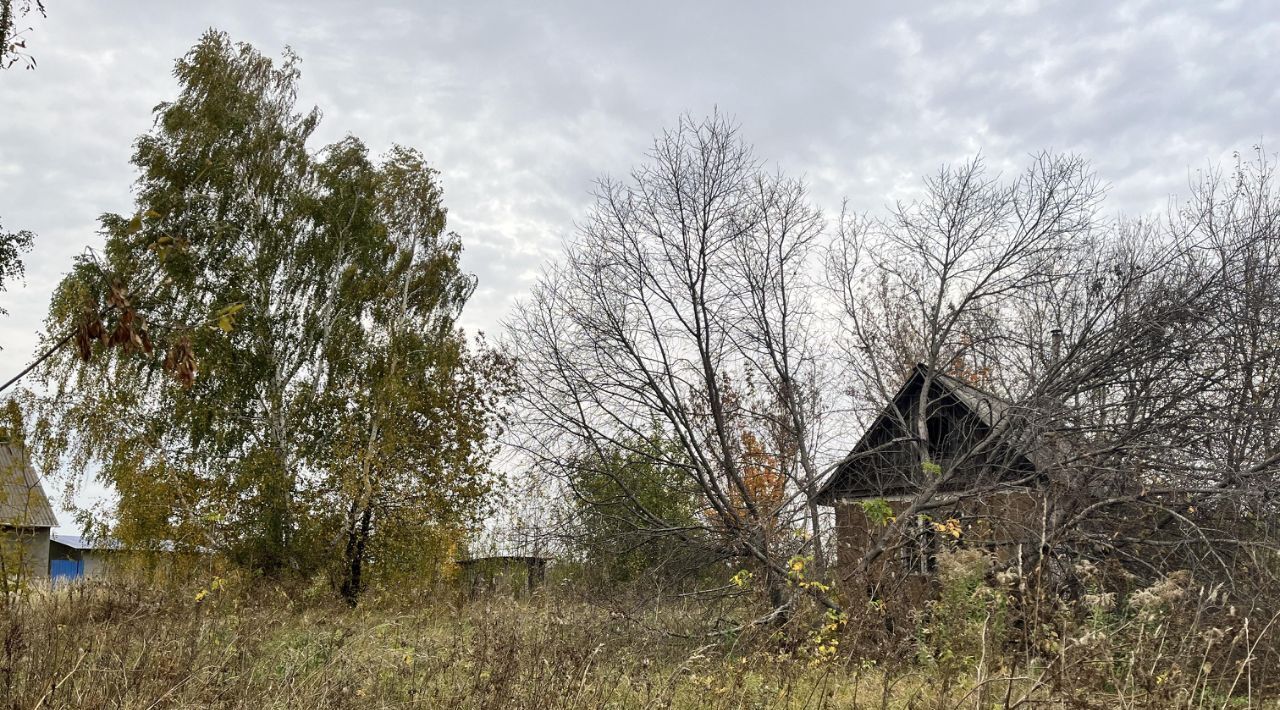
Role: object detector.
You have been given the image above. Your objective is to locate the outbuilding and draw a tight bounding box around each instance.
[0,442,57,583]
[456,555,552,597]
[48,534,122,582]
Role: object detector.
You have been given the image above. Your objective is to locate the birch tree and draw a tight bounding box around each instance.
[32,33,511,586]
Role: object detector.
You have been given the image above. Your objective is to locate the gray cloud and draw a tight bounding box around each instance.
[0,0,1276,527]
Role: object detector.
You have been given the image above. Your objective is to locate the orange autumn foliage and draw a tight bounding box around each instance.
[705,430,786,533]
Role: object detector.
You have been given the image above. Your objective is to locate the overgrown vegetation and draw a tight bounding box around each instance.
[564,433,708,587]
[1,567,1275,708]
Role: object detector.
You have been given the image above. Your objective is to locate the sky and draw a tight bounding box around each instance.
[0,0,1277,531]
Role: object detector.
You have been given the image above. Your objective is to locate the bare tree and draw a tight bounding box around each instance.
[727,165,833,572]
[507,114,836,618]
[822,149,1280,614]
[824,154,1101,583]
[512,113,1280,630]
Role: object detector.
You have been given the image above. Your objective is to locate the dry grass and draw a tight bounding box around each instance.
[0,580,903,709]
[0,568,1276,709]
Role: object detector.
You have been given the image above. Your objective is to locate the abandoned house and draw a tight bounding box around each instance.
[815,363,1058,597]
[0,442,57,582]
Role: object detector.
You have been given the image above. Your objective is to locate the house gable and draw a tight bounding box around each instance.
[816,364,1038,505]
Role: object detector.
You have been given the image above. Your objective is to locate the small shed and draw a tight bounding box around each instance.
[48,534,122,582]
[0,442,57,582]
[49,535,200,582]
[456,555,551,597]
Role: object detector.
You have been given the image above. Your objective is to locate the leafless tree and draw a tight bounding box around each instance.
[511,111,1280,630]
[823,149,1280,612]
[506,114,836,618]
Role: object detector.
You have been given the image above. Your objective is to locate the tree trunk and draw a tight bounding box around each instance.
[339,501,374,606]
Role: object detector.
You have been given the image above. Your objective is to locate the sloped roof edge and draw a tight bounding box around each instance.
[0,443,58,528]
[814,363,1018,505]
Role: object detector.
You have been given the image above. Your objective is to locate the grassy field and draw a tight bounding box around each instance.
[0,583,889,708]
[0,572,1273,708]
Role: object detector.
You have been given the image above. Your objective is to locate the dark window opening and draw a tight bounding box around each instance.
[903,520,939,576]
[926,413,959,460]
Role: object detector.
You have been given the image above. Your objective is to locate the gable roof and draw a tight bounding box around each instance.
[815,364,1036,505]
[0,443,58,529]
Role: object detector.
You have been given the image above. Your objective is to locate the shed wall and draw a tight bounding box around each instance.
[83,551,114,578]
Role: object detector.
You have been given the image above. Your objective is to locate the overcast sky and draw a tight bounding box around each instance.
[1,0,1276,529]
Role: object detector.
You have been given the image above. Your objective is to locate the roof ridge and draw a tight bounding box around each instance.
[917,362,1006,402]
